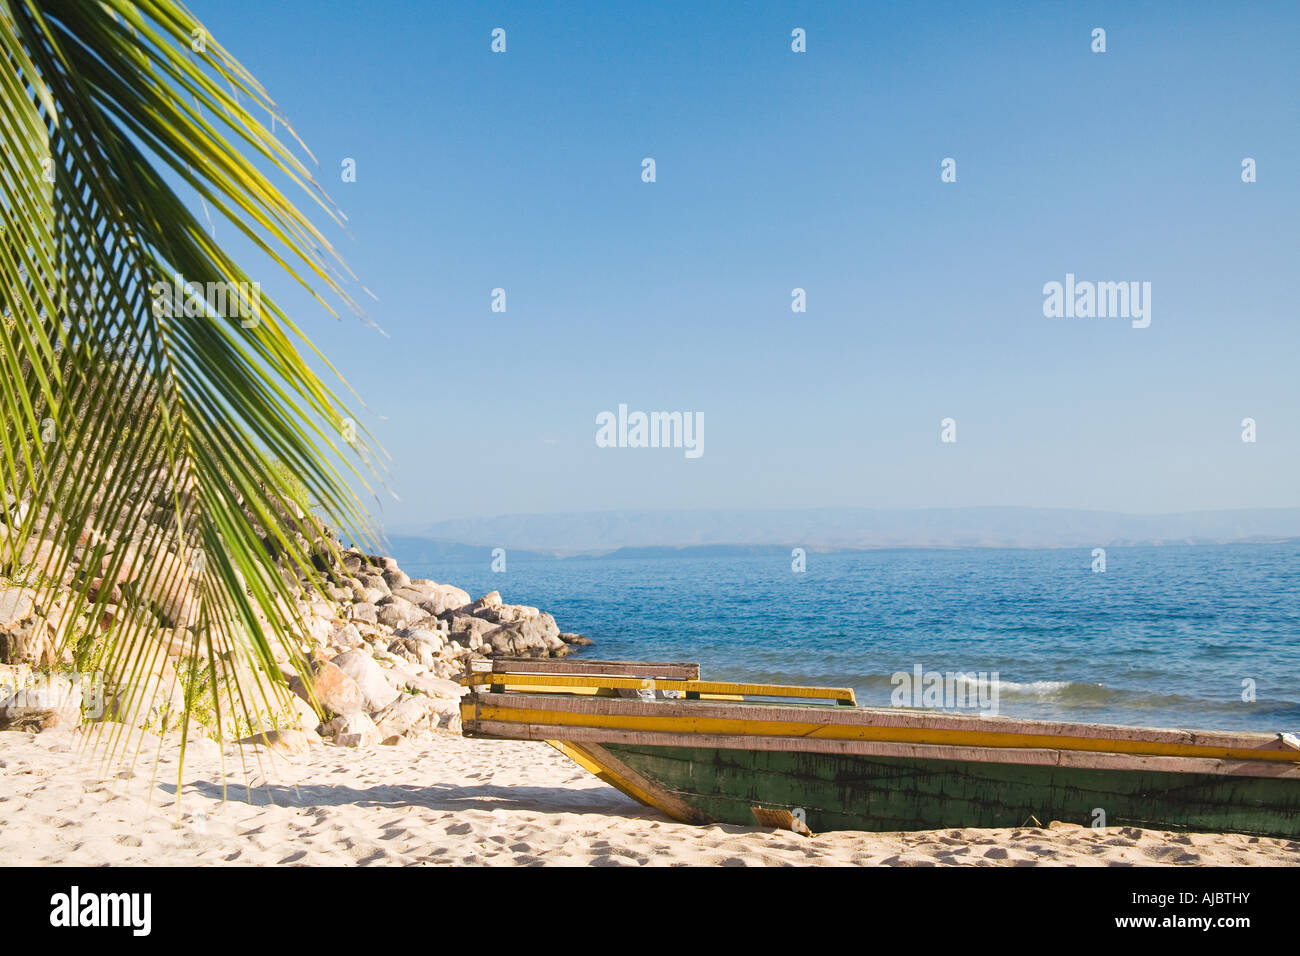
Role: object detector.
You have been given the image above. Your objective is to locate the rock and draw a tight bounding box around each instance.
[465,591,502,614]
[372,694,435,739]
[1,536,72,584]
[347,602,379,625]
[446,614,496,646]
[94,604,119,633]
[0,588,40,628]
[323,711,380,747]
[153,627,203,660]
[356,572,389,594]
[341,553,363,575]
[474,603,539,625]
[418,584,471,616]
[533,611,561,640]
[560,633,594,645]
[482,617,556,657]
[387,637,429,667]
[375,596,422,629]
[427,696,462,732]
[325,619,364,649]
[391,583,435,605]
[86,577,123,604]
[104,657,184,731]
[484,623,526,656]
[382,567,411,591]
[0,673,83,731]
[329,649,400,713]
[389,626,444,666]
[396,624,446,646]
[300,600,335,648]
[417,675,465,700]
[289,692,322,733]
[385,664,464,699]
[290,660,365,718]
[117,545,200,628]
[0,587,55,666]
[430,659,461,679]
[0,662,32,698]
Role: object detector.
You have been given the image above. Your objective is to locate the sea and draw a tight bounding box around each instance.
[405,542,1300,733]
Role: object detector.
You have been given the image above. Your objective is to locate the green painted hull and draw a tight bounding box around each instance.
[604,743,1300,838]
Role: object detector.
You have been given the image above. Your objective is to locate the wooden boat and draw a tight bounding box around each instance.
[460,658,1300,837]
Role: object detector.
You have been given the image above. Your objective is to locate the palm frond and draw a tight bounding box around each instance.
[0,0,379,762]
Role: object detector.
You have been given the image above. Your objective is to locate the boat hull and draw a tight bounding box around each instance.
[461,659,1300,838]
[594,742,1300,837]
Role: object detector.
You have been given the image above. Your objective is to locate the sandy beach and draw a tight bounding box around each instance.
[3,728,1296,867]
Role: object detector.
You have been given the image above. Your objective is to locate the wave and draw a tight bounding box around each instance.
[744,669,1300,719]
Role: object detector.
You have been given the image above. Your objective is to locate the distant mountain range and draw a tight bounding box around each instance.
[384,507,1300,561]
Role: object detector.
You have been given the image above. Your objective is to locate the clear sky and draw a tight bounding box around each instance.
[195,1,1299,530]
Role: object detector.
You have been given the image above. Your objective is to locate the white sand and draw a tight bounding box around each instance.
[2,728,1297,866]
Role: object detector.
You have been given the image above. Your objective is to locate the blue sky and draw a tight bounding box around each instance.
[195,1,1299,529]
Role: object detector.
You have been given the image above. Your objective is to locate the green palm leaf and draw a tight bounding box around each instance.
[0,0,379,763]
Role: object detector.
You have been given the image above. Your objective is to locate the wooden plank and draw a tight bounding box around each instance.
[751,806,814,836]
[604,742,1300,838]
[465,672,855,703]
[466,720,1300,779]
[471,658,700,680]
[467,690,1299,762]
[547,740,707,824]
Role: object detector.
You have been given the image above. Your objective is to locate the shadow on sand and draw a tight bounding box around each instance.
[158,778,660,822]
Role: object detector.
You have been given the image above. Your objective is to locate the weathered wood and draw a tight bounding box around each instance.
[465,672,855,703]
[466,691,1299,762]
[752,806,813,836]
[602,743,1300,838]
[558,741,708,824]
[461,662,1300,837]
[465,719,1300,780]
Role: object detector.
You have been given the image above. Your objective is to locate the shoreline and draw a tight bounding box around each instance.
[6,549,1298,865]
[3,728,1296,867]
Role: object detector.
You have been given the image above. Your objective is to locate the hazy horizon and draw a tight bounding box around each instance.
[384,504,1300,555]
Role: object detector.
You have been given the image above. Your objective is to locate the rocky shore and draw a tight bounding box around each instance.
[273,549,592,746]
[0,539,590,750]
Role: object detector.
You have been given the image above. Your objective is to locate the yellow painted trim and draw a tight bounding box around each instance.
[501,683,605,695]
[546,740,694,823]
[467,672,856,704]
[497,685,746,702]
[480,704,1300,764]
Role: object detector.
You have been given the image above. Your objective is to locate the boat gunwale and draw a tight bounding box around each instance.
[464,718,1300,780]
[461,689,1300,761]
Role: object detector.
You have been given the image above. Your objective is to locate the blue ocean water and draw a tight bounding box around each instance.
[406,543,1300,732]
